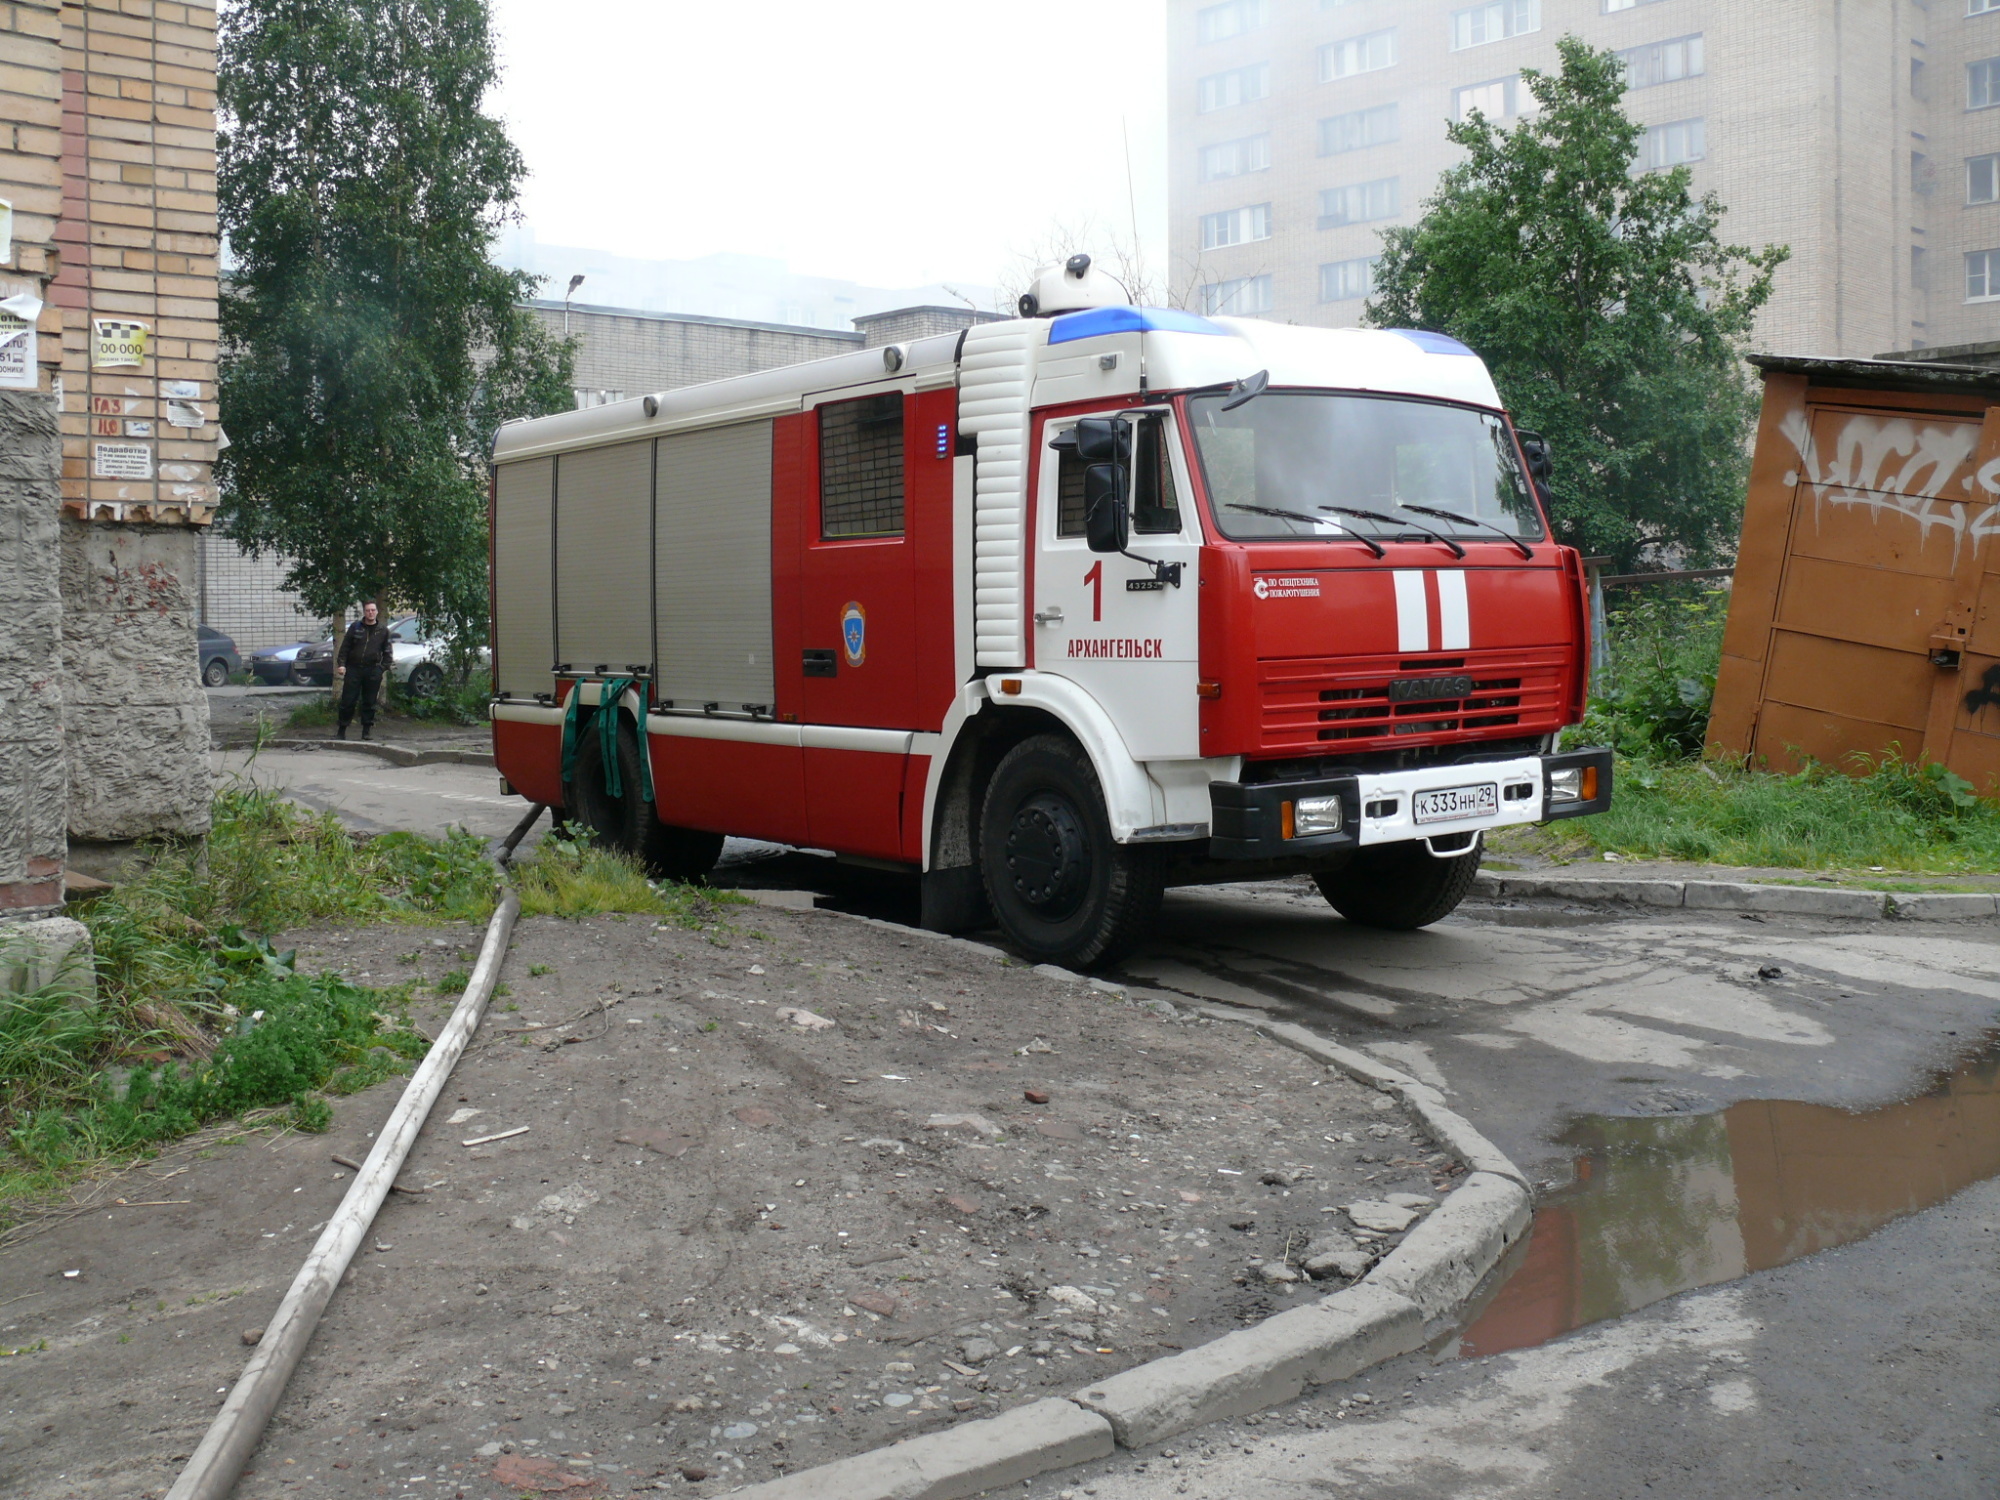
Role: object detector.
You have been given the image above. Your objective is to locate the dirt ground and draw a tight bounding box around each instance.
[0,899,1464,1499]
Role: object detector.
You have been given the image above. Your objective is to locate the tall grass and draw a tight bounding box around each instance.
[512,827,747,926]
[0,781,493,1212]
[1554,582,2000,871]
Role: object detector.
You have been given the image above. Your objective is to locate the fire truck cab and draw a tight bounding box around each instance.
[489,257,1611,968]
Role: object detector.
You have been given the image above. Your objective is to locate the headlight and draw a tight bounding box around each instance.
[1548,766,1598,803]
[1283,794,1345,838]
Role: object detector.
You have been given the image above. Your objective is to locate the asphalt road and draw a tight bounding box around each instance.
[230,748,2000,1496]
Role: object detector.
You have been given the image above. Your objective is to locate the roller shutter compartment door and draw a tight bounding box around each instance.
[554,440,655,677]
[493,456,554,698]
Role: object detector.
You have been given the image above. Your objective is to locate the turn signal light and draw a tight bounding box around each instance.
[999,679,1022,696]
[1549,765,1600,804]
[1581,765,1598,801]
[1197,679,1223,700]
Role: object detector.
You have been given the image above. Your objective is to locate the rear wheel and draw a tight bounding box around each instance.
[568,715,721,882]
[201,657,228,687]
[406,662,444,698]
[978,733,1163,970]
[1313,836,1483,930]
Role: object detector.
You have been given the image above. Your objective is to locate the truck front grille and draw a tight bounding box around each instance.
[1258,649,1567,755]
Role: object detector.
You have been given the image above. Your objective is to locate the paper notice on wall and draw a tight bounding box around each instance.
[91,318,148,369]
[165,401,204,428]
[0,290,39,390]
[92,442,154,479]
[163,379,200,399]
[0,200,12,265]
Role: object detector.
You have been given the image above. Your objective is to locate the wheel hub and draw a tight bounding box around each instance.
[1004,793,1090,920]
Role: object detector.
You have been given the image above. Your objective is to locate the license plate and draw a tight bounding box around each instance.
[1413,783,1499,825]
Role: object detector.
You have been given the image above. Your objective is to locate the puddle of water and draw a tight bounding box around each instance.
[1455,1044,2000,1358]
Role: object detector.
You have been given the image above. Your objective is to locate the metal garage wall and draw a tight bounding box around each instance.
[493,457,553,697]
[1711,359,2000,796]
[554,440,655,676]
[655,421,775,708]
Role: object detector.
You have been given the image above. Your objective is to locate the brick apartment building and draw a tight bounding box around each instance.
[0,0,219,908]
[1170,0,2000,356]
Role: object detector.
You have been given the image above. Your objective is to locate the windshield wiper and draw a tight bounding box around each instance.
[1400,503,1535,559]
[1227,503,1386,558]
[1317,505,1466,559]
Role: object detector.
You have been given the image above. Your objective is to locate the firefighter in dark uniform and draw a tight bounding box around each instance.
[334,600,393,740]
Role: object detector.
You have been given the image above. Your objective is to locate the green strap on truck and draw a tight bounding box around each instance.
[558,678,654,805]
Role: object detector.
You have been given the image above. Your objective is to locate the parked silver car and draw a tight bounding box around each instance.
[386,616,490,698]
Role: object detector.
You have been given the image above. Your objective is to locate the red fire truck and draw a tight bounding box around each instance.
[489,258,1610,968]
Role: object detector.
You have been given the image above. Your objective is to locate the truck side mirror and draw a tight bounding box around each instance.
[1073,416,1129,465]
[1517,430,1553,482]
[1084,463,1130,553]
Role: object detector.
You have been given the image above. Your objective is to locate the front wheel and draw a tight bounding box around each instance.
[1313,836,1483,930]
[406,662,444,698]
[978,734,1163,970]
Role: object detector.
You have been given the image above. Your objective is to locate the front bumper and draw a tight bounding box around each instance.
[1208,746,1613,860]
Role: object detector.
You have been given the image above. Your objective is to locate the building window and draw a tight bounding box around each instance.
[1971,153,2000,203]
[1200,275,1274,316]
[1454,76,1531,121]
[1320,29,1397,80]
[1320,257,1378,302]
[1198,0,1267,43]
[1970,57,2000,108]
[572,389,625,409]
[1319,178,1400,228]
[1199,62,1270,112]
[819,393,905,539]
[1321,102,1400,153]
[1618,34,1703,88]
[1914,151,1936,195]
[1967,248,2000,300]
[1973,0,2000,16]
[1201,203,1273,249]
[1199,134,1272,181]
[1912,245,1929,292]
[1641,117,1706,168]
[1601,0,1668,10]
[1451,0,1539,51]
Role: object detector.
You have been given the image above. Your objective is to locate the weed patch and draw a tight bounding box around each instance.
[512,828,748,928]
[0,780,489,1215]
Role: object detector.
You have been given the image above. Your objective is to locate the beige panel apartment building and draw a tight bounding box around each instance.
[1170,0,2000,357]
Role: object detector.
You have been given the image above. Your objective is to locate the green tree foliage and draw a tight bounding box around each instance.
[217,0,573,643]
[1366,38,1788,571]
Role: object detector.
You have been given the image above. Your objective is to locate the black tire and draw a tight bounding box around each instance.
[978,733,1164,970]
[201,657,228,687]
[287,664,312,686]
[641,819,724,883]
[407,662,444,698]
[569,714,721,881]
[1313,836,1483,930]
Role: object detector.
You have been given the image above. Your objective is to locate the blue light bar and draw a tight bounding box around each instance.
[1046,306,1231,344]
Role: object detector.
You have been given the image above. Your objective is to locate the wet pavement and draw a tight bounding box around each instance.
[223,753,2000,1494]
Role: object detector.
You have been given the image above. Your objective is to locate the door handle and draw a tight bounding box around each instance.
[1034,606,1065,626]
[802,648,837,677]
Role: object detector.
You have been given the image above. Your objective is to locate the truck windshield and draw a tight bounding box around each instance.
[1186,390,1546,545]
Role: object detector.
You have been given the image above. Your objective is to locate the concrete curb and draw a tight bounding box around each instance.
[262,737,497,769]
[728,1003,1530,1499]
[1475,870,1998,921]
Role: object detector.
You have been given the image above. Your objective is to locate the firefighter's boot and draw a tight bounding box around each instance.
[336,723,348,740]
[360,725,372,741]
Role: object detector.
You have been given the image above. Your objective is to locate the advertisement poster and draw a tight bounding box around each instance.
[92,442,154,480]
[0,288,41,390]
[91,317,148,369]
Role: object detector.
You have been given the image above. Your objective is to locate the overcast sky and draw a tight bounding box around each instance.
[484,0,1169,294]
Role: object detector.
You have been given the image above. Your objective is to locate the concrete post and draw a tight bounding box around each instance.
[59,520,213,875]
[0,390,68,914]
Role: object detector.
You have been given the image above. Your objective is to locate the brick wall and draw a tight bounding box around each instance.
[198,525,322,653]
[526,301,862,398]
[850,306,1002,349]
